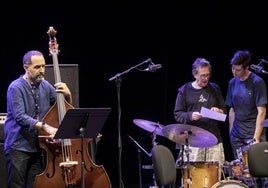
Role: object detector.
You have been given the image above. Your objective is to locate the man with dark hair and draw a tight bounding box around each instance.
[4,50,72,188]
[225,49,268,187]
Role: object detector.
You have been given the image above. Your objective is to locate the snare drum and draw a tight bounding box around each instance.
[212,180,249,188]
[183,161,219,188]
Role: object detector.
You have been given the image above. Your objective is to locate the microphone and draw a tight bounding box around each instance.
[259,59,268,64]
[144,61,162,72]
[250,64,268,74]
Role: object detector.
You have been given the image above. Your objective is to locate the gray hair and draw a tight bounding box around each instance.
[192,57,211,75]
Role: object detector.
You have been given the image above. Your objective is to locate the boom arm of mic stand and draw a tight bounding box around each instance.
[108,58,151,81]
[128,135,151,157]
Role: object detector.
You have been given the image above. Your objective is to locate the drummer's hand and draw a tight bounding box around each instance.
[192,112,202,120]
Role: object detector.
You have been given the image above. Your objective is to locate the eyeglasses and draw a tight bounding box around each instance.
[198,73,211,79]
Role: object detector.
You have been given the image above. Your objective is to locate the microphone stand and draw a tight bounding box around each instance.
[79,113,89,188]
[108,58,152,188]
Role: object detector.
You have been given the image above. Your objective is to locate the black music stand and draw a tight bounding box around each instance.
[54,107,111,188]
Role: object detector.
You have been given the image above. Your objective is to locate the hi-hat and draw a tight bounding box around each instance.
[261,119,268,127]
[133,119,164,136]
[162,124,218,148]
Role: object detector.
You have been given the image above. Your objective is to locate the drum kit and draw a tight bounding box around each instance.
[133,119,254,188]
[223,145,255,187]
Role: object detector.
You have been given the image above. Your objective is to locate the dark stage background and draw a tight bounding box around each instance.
[1,1,268,187]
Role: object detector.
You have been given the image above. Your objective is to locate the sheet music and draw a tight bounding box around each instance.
[200,107,226,122]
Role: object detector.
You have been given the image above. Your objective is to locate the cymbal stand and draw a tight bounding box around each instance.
[151,129,159,188]
[183,132,191,188]
[128,135,151,188]
[175,144,184,188]
[176,144,184,167]
[152,128,158,146]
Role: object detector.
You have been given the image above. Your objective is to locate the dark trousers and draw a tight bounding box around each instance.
[5,149,42,188]
[230,134,266,159]
[230,135,268,188]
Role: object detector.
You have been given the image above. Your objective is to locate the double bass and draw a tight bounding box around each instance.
[34,26,112,188]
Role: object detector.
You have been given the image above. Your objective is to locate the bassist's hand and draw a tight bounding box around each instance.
[42,123,58,137]
[54,82,72,103]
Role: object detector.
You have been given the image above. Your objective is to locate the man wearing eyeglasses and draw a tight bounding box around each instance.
[173,57,227,186]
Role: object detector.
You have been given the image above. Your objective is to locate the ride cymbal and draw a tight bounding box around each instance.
[162,124,218,148]
[133,119,164,136]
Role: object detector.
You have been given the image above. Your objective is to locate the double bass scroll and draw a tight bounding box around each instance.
[34,26,112,188]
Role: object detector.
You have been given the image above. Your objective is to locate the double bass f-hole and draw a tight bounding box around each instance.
[34,26,111,188]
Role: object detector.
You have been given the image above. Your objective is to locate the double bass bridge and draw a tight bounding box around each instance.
[59,161,79,168]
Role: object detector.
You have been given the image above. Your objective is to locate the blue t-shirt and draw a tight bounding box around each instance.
[225,72,267,139]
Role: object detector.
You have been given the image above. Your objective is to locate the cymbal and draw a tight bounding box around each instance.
[133,119,164,136]
[261,119,268,127]
[162,124,218,148]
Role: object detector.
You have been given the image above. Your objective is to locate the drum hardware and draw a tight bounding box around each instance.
[176,144,188,168]
[222,161,234,180]
[181,133,192,188]
[132,119,166,187]
[128,135,152,188]
[133,121,221,187]
[221,159,257,188]
[223,144,257,188]
[161,124,219,188]
[175,132,216,188]
[170,131,192,187]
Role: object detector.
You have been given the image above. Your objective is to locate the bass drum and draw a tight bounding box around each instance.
[183,161,219,188]
[212,180,249,188]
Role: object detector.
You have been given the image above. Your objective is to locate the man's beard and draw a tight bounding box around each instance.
[34,75,44,83]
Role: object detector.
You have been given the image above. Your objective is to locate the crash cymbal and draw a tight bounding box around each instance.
[133,119,164,136]
[162,124,218,148]
[261,119,268,127]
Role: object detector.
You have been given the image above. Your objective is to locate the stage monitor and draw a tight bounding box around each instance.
[45,64,79,107]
